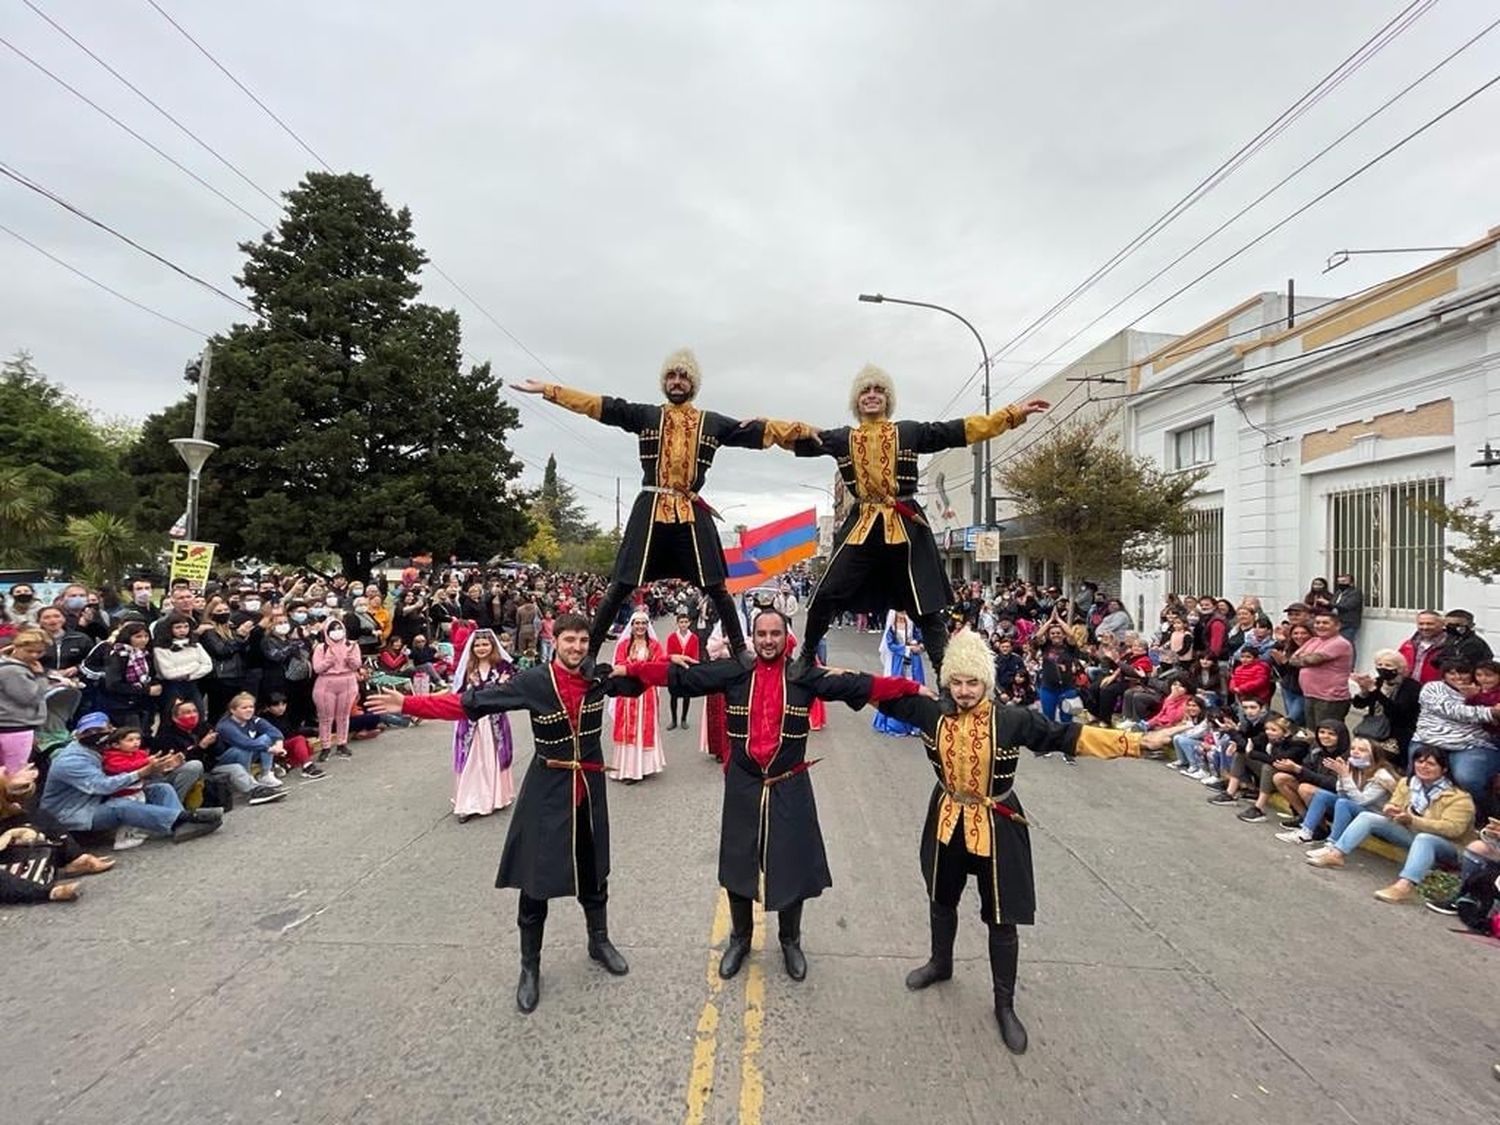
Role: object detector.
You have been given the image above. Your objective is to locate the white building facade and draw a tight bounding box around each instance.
[1121,229,1500,657]
[920,328,1176,588]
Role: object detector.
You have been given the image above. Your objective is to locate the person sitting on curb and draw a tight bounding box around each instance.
[1235,714,1308,823]
[1269,719,1350,833]
[39,713,222,843]
[1305,746,1476,904]
[157,698,285,807]
[1207,699,1269,806]
[1275,736,1397,845]
[214,692,286,789]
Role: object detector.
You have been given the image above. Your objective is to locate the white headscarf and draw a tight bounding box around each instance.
[878,610,916,676]
[453,628,512,689]
[613,609,661,663]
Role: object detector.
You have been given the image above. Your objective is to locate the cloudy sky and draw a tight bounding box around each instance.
[4,0,1498,531]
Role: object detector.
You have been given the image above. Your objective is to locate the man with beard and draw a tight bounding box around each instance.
[516,349,818,662]
[368,614,647,1014]
[787,365,1048,678]
[623,608,929,981]
[873,628,1080,1055]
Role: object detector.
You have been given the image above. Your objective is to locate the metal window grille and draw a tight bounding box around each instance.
[1169,507,1224,596]
[1328,479,1444,612]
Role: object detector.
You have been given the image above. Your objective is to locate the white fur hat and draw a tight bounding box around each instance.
[660,348,701,398]
[849,364,895,418]
[940,628,994,694]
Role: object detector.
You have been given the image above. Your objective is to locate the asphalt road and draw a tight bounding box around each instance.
[6,626,1498,1125]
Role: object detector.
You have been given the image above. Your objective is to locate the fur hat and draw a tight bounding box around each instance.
[940,628,995,694]
[849,364,895,418]
[660,348,701,399]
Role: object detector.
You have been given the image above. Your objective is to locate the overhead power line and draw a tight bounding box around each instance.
[934,0,1436,417]
[144,0,333,173]
[0,32,268,227]
[1000,11,1500,392]
[0,159,253,311]
[0,219,212,337]
[21,0,283,211]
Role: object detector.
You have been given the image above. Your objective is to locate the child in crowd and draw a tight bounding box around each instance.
[1277,736,1397,845]
[100,726,150,851]
[215,692,285,787]
[1167,696,1213,778]
[1234,714,1309,824]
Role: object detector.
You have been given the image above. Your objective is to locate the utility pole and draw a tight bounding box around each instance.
[615,477,621,535]
[170,344,218,543]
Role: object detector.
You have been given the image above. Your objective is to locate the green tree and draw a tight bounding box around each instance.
[1416,497,1500,584]
[558,529,622,574]
[0,466,60,566]
[537,454,600,541]
[61,512,153,587]
[517,507,561,569]
[0,350,136,521]
[123,172,533,578]
[999,417,1207,616]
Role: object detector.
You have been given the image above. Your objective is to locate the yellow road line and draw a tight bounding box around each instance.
[683,893,731,1125]
[739,902,768,1125]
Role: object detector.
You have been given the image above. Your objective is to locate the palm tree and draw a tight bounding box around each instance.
[0,466,59,566]
[62,511,146,586]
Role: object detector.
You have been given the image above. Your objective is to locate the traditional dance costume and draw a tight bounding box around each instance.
[533,349,816,658]
[449,629,516,818]
[610,615,665,781]
[872,612,927,737]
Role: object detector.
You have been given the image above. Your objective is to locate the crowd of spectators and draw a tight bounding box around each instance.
[930,573,1500,933]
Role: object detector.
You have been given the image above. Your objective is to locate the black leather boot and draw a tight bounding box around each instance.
[988,923,1027,1054]
[778,900,807,982]
[584,905,629,976]
[905,902,958,990]
[719,894,754,979]
[516,923,544,1014]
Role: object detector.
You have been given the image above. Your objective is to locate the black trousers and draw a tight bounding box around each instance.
[727,890,803,942]
[803,535,948,676]
[516,820,607,927]
[669,690,691,724]
[931,828,1000,921]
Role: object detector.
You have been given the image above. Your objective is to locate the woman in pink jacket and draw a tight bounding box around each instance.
[312,619,363,761]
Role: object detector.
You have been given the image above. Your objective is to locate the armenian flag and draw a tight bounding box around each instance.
[723,545,765,594]
[740,508,819,576]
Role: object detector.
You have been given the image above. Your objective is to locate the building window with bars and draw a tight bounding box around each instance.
[1169,507,1224,597]
[1171,421,1214,471]
[1327,479,1445,614]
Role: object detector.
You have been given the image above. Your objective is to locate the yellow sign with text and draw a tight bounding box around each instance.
[169,541,216,590]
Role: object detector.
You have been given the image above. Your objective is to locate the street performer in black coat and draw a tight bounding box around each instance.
[789,364,1048,678]
[515,349,818,660]
[368,614,647,1015]
[875,628,1080,1055]
[625,607,928,982]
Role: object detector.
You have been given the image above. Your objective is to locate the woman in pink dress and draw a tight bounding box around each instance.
[450,629,516,822]
[610,610,665,783]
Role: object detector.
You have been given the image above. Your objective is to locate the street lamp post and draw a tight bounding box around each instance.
[171,346,217,541]
[858,293,992,529]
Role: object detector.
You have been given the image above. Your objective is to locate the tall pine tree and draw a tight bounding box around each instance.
[125,173,532,577]
[537,454,599,542]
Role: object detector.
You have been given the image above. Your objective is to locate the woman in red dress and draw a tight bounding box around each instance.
[610,610,665,782]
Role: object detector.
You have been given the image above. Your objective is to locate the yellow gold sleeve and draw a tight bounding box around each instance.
[542,383,603,420]
[963,404,1028,443]
[761,419,820,450]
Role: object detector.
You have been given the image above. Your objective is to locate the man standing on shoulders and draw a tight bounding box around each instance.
[515,350,819,663]
[787,364,1047,678]
[1288,610,1354,727]
[873,629,1080,1054]
[368,614,647,1015]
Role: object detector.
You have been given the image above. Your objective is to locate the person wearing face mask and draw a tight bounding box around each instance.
[260,608,310,717]
[124,578,160,626]
[152,614,212,720]
[311,620,363,761]
[1351,650,1421,766]
[199,598,257,718]
[1443,609,1493,665]
[6,585,40,627]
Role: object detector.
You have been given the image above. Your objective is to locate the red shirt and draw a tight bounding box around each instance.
[666,630,701,662]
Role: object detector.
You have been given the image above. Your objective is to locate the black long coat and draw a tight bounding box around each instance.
[667,655,880,910]
[795,418,979,616]
[596,397,774,587]
[876,696,1078,925]
[459,664,645,900]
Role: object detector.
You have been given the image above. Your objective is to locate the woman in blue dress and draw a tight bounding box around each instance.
[873,611,927,737]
